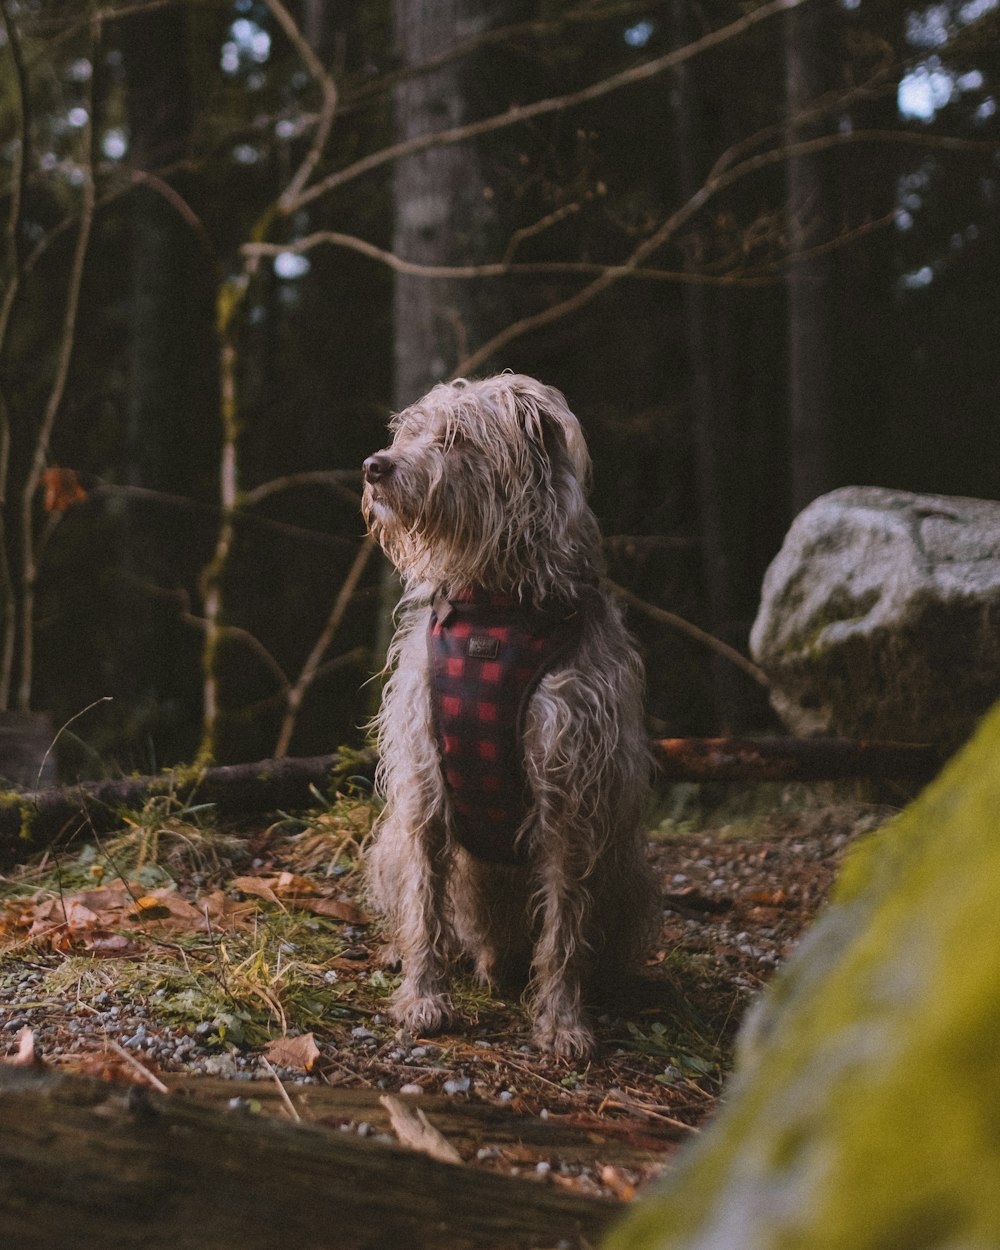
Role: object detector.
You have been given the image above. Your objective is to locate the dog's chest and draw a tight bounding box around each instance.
[427,590,578,864]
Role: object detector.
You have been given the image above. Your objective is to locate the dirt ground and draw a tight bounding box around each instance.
[0,787,895,1195]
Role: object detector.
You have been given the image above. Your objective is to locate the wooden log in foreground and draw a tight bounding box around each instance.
[0,1065,619,1250]
[0,738,944,863]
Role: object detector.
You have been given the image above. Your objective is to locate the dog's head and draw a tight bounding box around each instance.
[362,374,603,600]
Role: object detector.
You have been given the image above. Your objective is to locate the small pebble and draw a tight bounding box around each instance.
[443,1077,471,1095]
[498,1090,514,1103]
[535,1161,551,1176]
[399,1083,423,1095]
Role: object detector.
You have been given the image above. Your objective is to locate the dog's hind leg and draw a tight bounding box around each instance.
[449,854,532,990]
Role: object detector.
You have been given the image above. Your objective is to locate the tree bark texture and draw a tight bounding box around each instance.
[0,1066,619,1250]
[392,0,514,408]
[785,1,838,512]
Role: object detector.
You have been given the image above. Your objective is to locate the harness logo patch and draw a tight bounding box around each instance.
[468,635,501,660]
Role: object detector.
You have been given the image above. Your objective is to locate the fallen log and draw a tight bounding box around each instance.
[164,1075,684,1168]
[0,1065,620,1250]
[0,738,945,864]
[0,750,376,864]
[652,736,944,783]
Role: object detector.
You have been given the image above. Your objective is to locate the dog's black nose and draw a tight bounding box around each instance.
[363,454,394,483]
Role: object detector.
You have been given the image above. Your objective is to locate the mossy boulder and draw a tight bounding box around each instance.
[750,486,1000,746]
[605,698,1000,1250]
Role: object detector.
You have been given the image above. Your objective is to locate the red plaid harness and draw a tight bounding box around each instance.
[428,588,583,864]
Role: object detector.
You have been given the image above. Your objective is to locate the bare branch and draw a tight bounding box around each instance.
[289,0,813,210]
[261,0,339,212]
[501,202,584,265]
[89,481,361,552]
[242,231,784,287]
[130,170,212,249]
[129,577,291,694]
[605,579,770,689]
[274,536,377,758]
[340,0,663,111]
[242,470,361,510]
[454,128,997,373]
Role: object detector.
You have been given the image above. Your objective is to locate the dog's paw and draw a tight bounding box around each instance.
[393,990,452,1036]
[377,944,403,972]
[533,1020,597,1062]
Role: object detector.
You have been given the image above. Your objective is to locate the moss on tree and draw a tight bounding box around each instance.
[606,700,1000,1250]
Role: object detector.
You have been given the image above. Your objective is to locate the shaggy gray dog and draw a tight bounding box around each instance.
[362,374,656,1060]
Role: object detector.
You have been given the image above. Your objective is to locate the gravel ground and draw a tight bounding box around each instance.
[0,791,895,1190]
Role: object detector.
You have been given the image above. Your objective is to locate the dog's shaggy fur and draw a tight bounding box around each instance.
[362,374,656,1060]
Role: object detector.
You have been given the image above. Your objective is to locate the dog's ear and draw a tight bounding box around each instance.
[506,376,592,489]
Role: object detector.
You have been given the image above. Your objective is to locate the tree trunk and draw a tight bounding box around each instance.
[378,0,519,661]
[668,1,745,730]
[785,2,838,513]
[119,6,214,752]
[391,0,513,408]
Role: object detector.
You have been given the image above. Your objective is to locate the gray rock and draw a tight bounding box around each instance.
[750,486,1000,745]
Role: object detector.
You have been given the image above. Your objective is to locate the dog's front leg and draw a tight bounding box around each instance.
[529,826,597,1062]
[372,812,454,1036]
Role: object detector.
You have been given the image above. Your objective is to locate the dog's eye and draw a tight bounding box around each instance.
[439,428,468,453]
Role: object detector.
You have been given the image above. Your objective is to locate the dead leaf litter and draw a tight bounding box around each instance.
[0,790,893,1194]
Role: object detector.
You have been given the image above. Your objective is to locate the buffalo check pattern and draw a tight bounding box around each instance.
[429,589,579,864]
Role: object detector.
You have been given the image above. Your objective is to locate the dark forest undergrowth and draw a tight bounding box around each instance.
[0,788,893,1199]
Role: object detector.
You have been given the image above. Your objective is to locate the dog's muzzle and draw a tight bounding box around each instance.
[363,453,394,484]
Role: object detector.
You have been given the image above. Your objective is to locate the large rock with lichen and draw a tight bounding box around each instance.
[750,486,1000,746]
[604,699,1000,1250]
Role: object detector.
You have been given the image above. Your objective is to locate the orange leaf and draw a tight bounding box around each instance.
[42,466,87,513]
[299,897,370,924]
[263,1032,321,1073]
[231,876,282,905]
[272,872,319,898]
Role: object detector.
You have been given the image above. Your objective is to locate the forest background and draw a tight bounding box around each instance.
[1,0,998,778]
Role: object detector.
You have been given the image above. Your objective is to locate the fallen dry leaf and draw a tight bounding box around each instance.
[296,897,369,924]
[231,875,368,924]
[232,872,318,902]
[263,1032,321,1073]
[380,1094,463,1165]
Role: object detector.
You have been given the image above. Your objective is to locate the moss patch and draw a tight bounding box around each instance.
[605,701,1000,1250]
